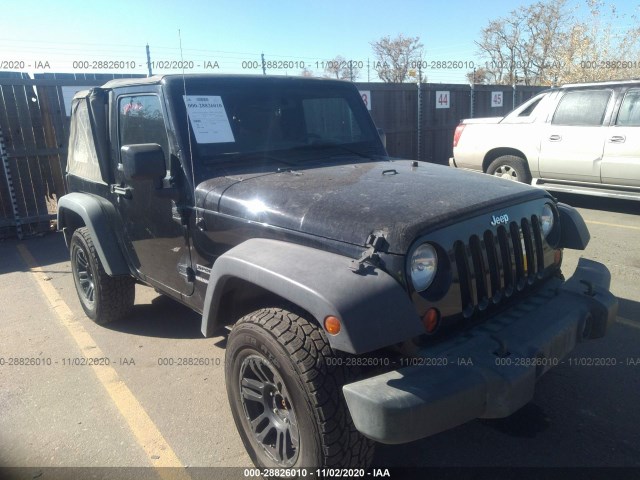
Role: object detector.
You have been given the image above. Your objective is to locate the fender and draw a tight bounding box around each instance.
[557,202,590,250]
[201,238,423,354]
[57,192,130,276]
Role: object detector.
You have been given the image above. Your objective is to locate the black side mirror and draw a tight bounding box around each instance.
[377,128,387,149]
[121,144,166,186]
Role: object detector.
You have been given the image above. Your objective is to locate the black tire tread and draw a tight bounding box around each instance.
[487,154,532,184]
[234,307,375,468]
[72,227,135,325]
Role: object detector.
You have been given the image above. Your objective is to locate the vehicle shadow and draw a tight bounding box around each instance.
[551,192,639,215]
[104,294,204,339]
[0,233,71,275]
[617,297,640,326]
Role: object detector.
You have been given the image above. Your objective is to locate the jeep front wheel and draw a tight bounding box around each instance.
[225,307,374,469]
[70,227,135,324]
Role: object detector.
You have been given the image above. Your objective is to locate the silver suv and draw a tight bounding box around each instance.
[449,80,640,201]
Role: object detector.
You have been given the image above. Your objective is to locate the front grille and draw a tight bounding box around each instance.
[455,216,545,318]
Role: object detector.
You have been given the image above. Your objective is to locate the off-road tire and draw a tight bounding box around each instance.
[225,307,375,469]
[487,155,532,183]
[70,227,135,325]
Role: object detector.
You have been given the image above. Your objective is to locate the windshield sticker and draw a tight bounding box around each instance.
[183,95,235,144]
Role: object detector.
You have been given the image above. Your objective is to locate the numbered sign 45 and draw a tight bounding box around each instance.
[491,91,503,107]
[359,90,371,110]
[435,91,450,109]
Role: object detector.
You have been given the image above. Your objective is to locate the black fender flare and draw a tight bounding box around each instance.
[201,238,423,354]
[557,202,590,250]
[57,192,130,276]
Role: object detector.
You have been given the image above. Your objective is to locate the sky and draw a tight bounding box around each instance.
[1,0,637,83]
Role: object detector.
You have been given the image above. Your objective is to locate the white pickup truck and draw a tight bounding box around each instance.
[449,80,640,201]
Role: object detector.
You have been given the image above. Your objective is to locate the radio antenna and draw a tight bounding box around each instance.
[178,29,198,221]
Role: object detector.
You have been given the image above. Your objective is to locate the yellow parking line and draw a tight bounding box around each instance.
[17,243,191,480]
[617,317,640,330]
[586,220,640,231]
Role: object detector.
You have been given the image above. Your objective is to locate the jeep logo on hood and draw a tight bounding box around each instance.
[490,213,510,226]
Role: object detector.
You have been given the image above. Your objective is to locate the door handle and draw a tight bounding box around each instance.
[110,185,132,199]
[608,135,626,143]
[549,134,562,141]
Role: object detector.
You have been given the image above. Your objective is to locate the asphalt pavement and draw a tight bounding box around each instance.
[0,192,638,475]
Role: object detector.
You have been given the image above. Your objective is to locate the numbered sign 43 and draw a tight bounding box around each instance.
[435,91,450,109]
[359,90,371,110]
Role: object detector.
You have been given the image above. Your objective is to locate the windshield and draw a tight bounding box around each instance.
[167,77,383,162]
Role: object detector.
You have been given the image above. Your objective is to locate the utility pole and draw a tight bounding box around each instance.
[417,65,422,162]
[261,53,266,75]
[146,44,152,77]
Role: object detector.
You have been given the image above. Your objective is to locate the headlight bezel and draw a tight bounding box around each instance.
[541,202,560,247]
[409,242,439,293]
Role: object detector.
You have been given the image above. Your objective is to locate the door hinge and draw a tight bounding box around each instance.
[178,264,196,283]
[350,232,388,274]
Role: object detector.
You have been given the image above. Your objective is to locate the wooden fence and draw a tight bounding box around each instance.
[0,74,142,239]
[0,75,547,239]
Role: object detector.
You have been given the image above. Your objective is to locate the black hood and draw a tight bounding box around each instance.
[196,159,546,254]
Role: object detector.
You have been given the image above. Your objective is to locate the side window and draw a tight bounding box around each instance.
[118,95,170,164]
[616,89,640,126]
[302,98,363,142]
[67,99,105,184]
[552,90,611,126]
[518,97,542,117]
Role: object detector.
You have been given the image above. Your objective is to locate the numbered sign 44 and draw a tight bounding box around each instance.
[435,91,450,109]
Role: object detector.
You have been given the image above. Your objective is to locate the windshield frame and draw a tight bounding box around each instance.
[164,76,386,168]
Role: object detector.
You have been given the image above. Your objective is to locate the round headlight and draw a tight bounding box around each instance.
[541,203,555,237]
[410,243,438,292]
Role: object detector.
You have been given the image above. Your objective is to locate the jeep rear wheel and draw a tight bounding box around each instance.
[487,155,531,183]
[225,308,375,469]
[70,227,135,324]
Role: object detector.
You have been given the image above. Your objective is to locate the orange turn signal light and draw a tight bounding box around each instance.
[422,308,440,334]
[324,315,341,335]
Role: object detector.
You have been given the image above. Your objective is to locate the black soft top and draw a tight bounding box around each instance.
[99,74,347,91]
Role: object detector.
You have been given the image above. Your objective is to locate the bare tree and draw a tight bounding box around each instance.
[554,0,640,83]
[323,55,360,81]
[466,67,489,84]
[300,68,314,77]
[370,34,424,83]
[475,0,640,85]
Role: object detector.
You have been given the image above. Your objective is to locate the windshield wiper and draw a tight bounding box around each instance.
[203,150,298,166]
[292,142,374,159]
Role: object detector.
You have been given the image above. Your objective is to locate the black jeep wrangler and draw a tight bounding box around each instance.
[58,74,617,469]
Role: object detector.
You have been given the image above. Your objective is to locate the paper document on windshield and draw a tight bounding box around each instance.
[183,95,235,143]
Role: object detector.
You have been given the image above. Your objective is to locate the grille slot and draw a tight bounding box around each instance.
[469,235,489,310]
[497,225,513,296]
[521,218,536,283]
[455,217,544,317]
[454,240,474,317]
[483,230,501,301]
[509,222,526,291]
[531,215,545,275]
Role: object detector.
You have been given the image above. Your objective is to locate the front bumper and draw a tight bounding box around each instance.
[342,258,617,444]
